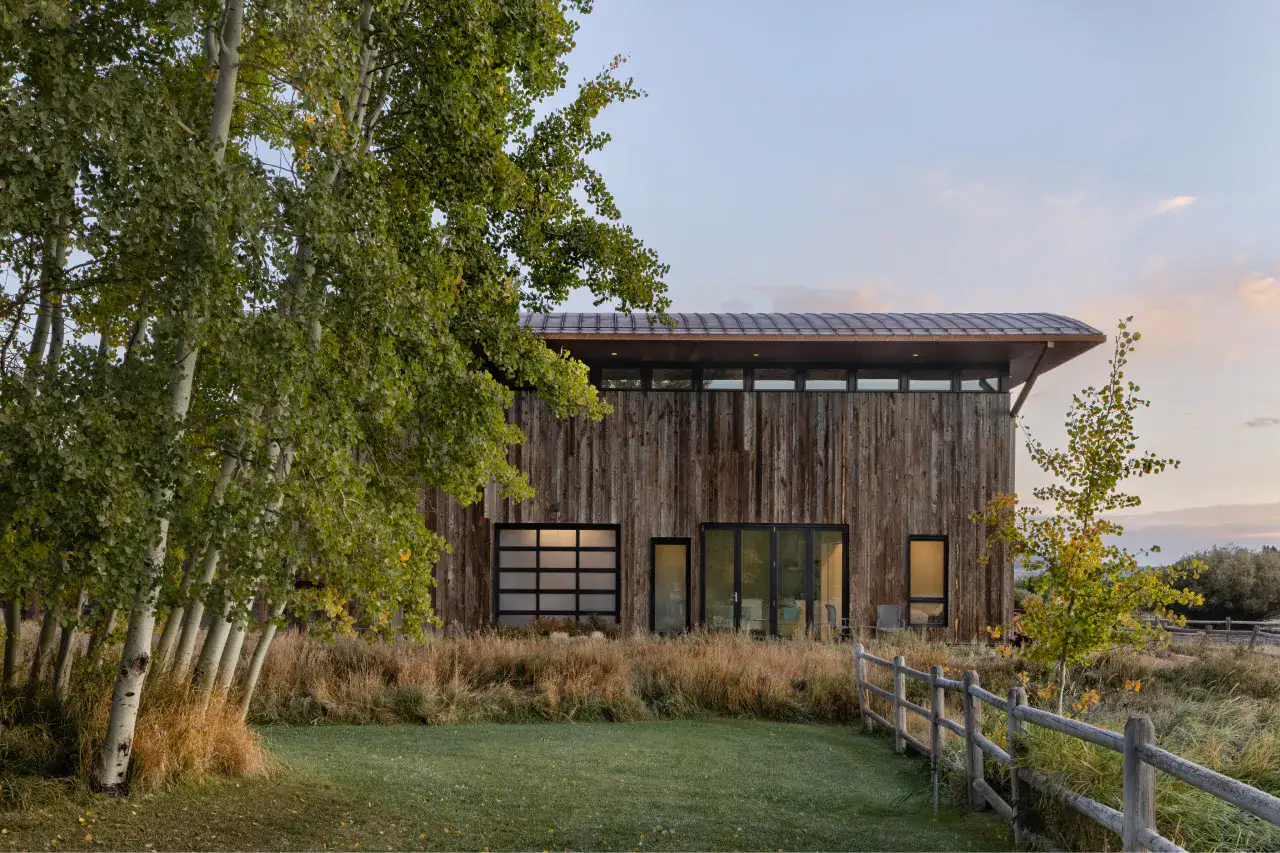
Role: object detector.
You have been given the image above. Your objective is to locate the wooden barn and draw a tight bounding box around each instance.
[426,312,1104,641]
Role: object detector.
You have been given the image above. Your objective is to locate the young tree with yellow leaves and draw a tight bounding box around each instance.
[977,318,1203,714]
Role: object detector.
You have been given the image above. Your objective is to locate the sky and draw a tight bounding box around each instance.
[555,0,1280,548]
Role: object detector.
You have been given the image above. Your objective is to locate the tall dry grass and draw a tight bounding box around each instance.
[250,629,864,725]
[1,624,268,806]
[855,633,1280,852]
[6,620,1280,851]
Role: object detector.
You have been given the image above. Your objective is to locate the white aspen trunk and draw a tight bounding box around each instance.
[85,608,117,668]
[29,600,60,691]
[154,555,193,667]
[46,295,64,368]
[93,0,244,793]
[2,598,20,690]
[170,420,253,677]
[193,604,233,695]
[52,588,86,703]
[172,543,223,678]
[215,617,247,693]
[23,231,57,372]
[238,599,286,721]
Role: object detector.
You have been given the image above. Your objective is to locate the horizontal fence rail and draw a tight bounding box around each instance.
[853,644,1280,852]
[1147,618,1280,649]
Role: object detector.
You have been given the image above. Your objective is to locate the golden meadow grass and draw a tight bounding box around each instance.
[5,625,1279,850]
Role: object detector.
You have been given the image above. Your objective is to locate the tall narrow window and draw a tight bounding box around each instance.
[650,538,690,633]
[907,536,947,627]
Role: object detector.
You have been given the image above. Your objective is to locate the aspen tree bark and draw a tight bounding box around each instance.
[170,412,257,677]
[94,0,244,794]
[238,598,286,721]
[85,608,117,668]
[5,226,67,680]
[195,431,285,698]
[52,587,86,704]
[23,230,57,373]
[214,617,247,692]
[29,598,59,691]
[193,599,234,696]
[153,556,191,667]
[2,599,20,690]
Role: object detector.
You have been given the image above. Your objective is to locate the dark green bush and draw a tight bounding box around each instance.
[1174,545,1280,620]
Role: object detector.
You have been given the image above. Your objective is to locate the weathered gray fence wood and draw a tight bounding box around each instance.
[1123,716,1156,853]
[929,664,945,764]
[853,643,869,729]
[853,646,1280,852]
[865,682,894,703]
[901,696,930,720]
[1014,704,1124,752]
[1138,743,1280,825]
[1008,687,1027,845]
[973,777,1014,821]
[893,655,906,754]
[967,682,1009,713]
[902,729,930,757]
[963,669,985,811]
[971,729,1011,766]
[901,664,931,683]
[1023,768,1125,836]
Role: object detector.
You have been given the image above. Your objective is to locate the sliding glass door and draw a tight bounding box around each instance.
[699,524,848,636]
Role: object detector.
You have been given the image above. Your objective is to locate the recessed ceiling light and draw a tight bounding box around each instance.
[753,353,760,357]
[912,353,919,357]
[610,351,618,356]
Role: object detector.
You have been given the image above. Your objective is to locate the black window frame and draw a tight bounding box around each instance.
[587,363,1009,393]
[492,523,622,626]
[699,522,850,637]
[906,534,949,628]
[649,536,692,633]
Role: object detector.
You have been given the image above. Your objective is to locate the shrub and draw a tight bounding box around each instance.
[1173,545,1280,621]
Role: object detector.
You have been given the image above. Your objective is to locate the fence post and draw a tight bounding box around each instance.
[1007,687,1026,844]
[893,654,906,753]
[1251,624,1260,651]
[1123,715,1156,852]
[962,669,985,810]
[1225,616,1232,635]
[929,664,944,761]
[854,643,869,730]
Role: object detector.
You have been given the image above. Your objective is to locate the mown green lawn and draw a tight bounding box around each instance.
[3,721,1012,851]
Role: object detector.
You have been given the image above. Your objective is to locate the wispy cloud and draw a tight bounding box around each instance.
[1244,416,1280,428]
[1236,273,1280,308]
[1153,195,1196,214]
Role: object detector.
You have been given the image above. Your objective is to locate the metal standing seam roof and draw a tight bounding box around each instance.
[523,312,1104,338]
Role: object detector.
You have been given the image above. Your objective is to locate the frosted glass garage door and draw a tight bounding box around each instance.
[494,525,620,627]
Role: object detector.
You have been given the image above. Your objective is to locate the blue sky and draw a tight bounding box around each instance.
[558,1,1280,538]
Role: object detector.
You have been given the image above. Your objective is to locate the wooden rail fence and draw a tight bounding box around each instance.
[1159,619,1280,649]
[853,644,1280,852]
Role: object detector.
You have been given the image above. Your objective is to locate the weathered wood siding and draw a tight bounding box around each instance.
[427,390,1014,640]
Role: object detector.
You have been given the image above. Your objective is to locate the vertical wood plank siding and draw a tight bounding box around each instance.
[428,390,1013,640]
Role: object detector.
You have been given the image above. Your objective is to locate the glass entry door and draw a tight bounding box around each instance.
[650,538,691,633]
[700,525,847,636]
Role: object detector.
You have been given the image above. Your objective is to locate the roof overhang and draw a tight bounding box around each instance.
[531,318,1105,388]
